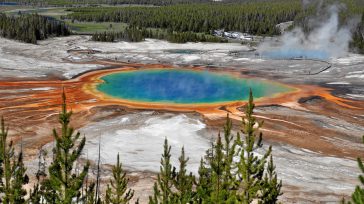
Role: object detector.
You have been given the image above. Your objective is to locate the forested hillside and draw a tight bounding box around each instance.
[92,27,226,43]
[65,2,301,36]
[0,14,70,44]
[350,13,364,54]
[1,0,364,50]
[4,0,301,6]
[291,0,364,53]
[5,0,211,6]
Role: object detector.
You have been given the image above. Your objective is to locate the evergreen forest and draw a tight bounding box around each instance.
[62,0,364,50]
[65,2,300,36]
[0,13,70,44]
[91,27,226,43]
[0,0,363,50]
[4,0,304,6]
[350,13,364,54]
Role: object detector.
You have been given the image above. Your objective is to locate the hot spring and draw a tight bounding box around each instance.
[165,49,202,54]
[260,49,330,60]
[96,69,294,104]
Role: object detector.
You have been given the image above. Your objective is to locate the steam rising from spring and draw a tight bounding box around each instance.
[258,5,356,60]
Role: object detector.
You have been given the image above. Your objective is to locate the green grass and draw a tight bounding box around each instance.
[3,7,128,34]
[37,8,72,19]
[65,21,128,34]
[5,7,72,19]
[0,5,31,12]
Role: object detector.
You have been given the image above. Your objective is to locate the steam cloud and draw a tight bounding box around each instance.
[258,5,357,60]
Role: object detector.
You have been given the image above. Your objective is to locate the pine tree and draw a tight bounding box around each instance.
[209,135,227,203]
[236,89,280,203]
[105,153,134,204]
[261,155,282,203]
[149,138,176,204]
[28,183,44,204]
[41,91,89,204]
[0,117,13,203]
[346,135,364,204]
[195,115,238,203]
[9,150,29,204]
[0,117,29,204]
[171,147,195,203]
[221,115,239,201]
[84,182,99,204]
[195,158,211,203]
[0,117,10,203]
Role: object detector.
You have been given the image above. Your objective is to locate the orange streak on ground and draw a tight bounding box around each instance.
[1,63,364,160]
[0,64,362,119]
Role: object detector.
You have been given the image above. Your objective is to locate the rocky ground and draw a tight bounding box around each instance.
[79,112,360,203]
[1,36,364,203]
[1,36,363,99]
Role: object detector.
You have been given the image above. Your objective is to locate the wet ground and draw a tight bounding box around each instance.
[1,35,364,203]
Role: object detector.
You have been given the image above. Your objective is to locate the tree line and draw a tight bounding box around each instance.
[0,90,363,203]
[0,13,70,44]
[7,0,211,6]
[350,13,364,54]
[92,26,227,43]
[291,0,364,53]
[64,2,301,36]
[64,0,364,51]
[3,1,363,50]
[91,26,145,42]
[7,0,302,6]
[165,31,227,43]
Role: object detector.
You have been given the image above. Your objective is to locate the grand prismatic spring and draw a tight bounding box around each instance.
[96,69,294,104]
[0,58,362,204]
[0,0,364,202]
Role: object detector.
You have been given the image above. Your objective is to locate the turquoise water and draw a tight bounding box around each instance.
[165,49,201,54]
[0,2,18,6]
[261,49,330,60]
[97,69,293,104]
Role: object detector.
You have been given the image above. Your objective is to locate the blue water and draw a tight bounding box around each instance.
[261,49,330,60]
[165,49,201,54]
[0,2,18,6]
[97,69,293,104]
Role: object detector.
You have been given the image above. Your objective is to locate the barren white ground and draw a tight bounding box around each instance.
[79,112,358,203]
[1,36,363,98]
